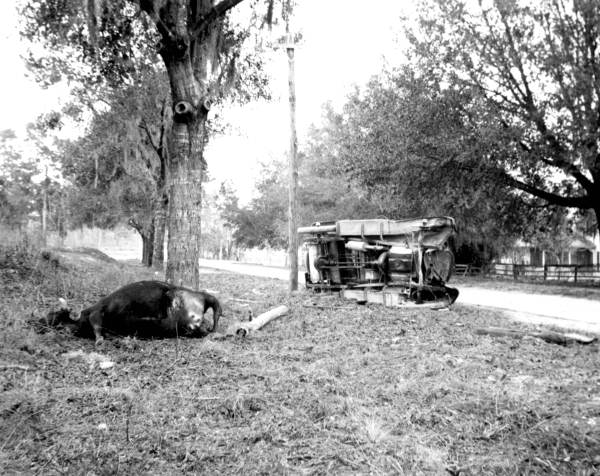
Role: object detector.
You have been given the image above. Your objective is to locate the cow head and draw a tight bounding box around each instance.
[168,289,211,334]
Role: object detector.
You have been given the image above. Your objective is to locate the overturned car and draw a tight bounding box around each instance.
[298,217,459,308]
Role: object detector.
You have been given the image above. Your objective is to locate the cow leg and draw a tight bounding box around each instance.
[88,310,105,345]
[204,294,221,332]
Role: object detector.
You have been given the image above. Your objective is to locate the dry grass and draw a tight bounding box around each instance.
[1,244,599,475]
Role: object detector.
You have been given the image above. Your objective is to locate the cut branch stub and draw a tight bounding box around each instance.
[158,36,189,60]
[173,101,196,122]
[173,38,188,59]
[201,97,212,114]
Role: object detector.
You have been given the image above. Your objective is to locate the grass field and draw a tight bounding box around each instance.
[1,243,599,475]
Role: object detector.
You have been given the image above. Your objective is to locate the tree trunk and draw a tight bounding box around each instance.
[595,206,600,248]
[57,192,67,246]
[152,196,167,269]
[164,118,205,288]
[145,0,241,289]
[129,217,155,267]
[41,185,48,246]
[141,223,155,267]
[141,236,149,266]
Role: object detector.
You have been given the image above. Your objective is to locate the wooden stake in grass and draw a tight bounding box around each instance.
[125,400,133,443]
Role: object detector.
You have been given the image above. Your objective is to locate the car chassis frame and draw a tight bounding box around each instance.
[298,217,459,308]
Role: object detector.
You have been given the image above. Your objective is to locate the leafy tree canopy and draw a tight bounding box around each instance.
[310,69,531,256]
[0,133,39,228]
[20,0,272,105]
[219,125,383,251]
[0,127,62,231]
[57,68,168,231]
[408,0,600,233]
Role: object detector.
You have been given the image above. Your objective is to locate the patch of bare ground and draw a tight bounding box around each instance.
[1,246,599,474]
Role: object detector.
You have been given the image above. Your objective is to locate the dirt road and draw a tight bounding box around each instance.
[198,259,600,334]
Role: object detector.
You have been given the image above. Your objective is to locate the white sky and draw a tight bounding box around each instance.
[0,3,66,132]
[0,0,415,201]
[207,0,413,201]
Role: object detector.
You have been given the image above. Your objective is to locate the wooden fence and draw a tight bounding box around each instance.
[454,264,483,276]
[486,263,600,284]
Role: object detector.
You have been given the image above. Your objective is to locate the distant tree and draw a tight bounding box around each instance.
[409,0,600,235]
[216,181,241,235]
[218,131,382,252]
[201,184,237,259]
[524,206,575,264]
[0,131,28,228]
[26,113,70,242]
[57,67,171,266]
[0,128,63,235]
[220,162,288,249]
[301,105,398,223]
[0,155,38,230]
[58,83,166,265]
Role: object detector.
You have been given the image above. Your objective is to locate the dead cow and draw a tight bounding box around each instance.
[44,280,222,344]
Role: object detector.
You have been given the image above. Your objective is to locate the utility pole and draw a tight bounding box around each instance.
[41,166,48,246]
[286,0,298,292]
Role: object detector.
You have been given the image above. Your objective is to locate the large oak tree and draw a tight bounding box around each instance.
[410,0,600,235]
[22,0,273,287]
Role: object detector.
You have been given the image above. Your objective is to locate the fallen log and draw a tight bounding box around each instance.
[475,326,597,345]
[0,364,31,371]
[229,305,289,337]
[229,297,260,304]
[302,304,354,310]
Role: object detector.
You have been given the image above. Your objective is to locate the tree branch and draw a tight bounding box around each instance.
[581,3,600,113]
[420,144,593,210]
[542,11,581,131]
[471,2,596,194]
[527,111,595,192]
[138,119,160,155]
[135,0,176,44]
[190,0,246,38]
[476,6,528,104]
[128,217,142,232]
[502,173,592,209]
[468,78,524,112]
[498,118,595,192]
[500,19,533,105]
[158,95,169,185]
